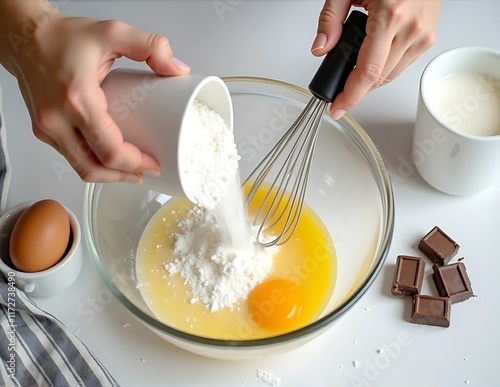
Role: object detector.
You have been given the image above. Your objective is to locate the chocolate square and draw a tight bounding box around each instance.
[418,226,459,265]
[433,262,473,303]
[391,255,426,296]
[410,295,451,328]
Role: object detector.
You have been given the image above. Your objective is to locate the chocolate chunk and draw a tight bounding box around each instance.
[410,295,451,328]
[418,226,459,265]
[391,255,426,296]
[433,262,473,303]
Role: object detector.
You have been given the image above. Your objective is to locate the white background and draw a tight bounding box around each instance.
[1,1,500,386]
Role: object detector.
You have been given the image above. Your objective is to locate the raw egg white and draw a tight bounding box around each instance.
[10,199,71,272]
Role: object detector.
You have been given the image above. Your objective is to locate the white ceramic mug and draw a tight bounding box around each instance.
[0,201,83,297]
[413,46,500,196]
[101,68,233,200]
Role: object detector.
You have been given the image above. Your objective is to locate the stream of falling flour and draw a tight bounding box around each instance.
[211,175,253,251]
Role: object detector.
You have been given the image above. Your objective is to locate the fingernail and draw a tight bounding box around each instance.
[125,174,143,184]
[332,108,346,121]
[311,33,327,53]
[143,169,160,177]
[172,57,190,71]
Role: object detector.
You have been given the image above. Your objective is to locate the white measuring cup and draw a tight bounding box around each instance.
[101,68,233,200]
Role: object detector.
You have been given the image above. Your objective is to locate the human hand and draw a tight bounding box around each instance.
[0,1,190,183]
[311,0,441,120]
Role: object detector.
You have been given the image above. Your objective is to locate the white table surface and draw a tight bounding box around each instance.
[2,1,500,386]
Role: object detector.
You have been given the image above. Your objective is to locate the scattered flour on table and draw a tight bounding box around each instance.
[164,99,278,312]
[256,369,281,387]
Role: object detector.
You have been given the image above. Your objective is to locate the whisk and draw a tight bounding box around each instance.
[244,10,368,247]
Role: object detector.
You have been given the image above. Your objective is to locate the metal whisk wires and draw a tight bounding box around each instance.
[242,10,367,247]
[244,98,327,247]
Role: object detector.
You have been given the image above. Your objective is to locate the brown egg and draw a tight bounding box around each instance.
[10,199,71,272]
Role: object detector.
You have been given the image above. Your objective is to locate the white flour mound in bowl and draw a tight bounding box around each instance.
[166,205,276,312]
[165,99,277,312]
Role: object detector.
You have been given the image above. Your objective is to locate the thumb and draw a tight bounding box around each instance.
[144,35,191,76]
[105,21,190,76]
[311,0,353,57]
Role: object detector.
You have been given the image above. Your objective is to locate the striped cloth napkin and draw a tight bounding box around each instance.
[0,271,120,386]
[0,81,11,214]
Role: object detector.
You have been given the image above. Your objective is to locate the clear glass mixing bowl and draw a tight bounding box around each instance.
[83,77,394,360]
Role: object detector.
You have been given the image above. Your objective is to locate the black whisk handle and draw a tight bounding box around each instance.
[308,9,368,103]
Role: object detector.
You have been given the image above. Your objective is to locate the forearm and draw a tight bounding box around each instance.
[0,0,60,75]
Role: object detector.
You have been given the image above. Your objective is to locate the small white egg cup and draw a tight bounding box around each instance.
[0,201,83,297]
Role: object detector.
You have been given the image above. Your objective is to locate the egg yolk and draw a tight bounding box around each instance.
[248,278,304,331]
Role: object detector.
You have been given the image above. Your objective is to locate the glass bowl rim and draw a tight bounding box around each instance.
[83,75,395,348]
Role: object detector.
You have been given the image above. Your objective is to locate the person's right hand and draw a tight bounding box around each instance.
[1,1,190,183]
[311,0,441,120]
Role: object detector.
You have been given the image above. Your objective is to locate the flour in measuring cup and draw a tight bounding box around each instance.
[181,99,239,209]
[165,99,277,312]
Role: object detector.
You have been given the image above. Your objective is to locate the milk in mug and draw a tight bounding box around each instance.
[428,71,500,136]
